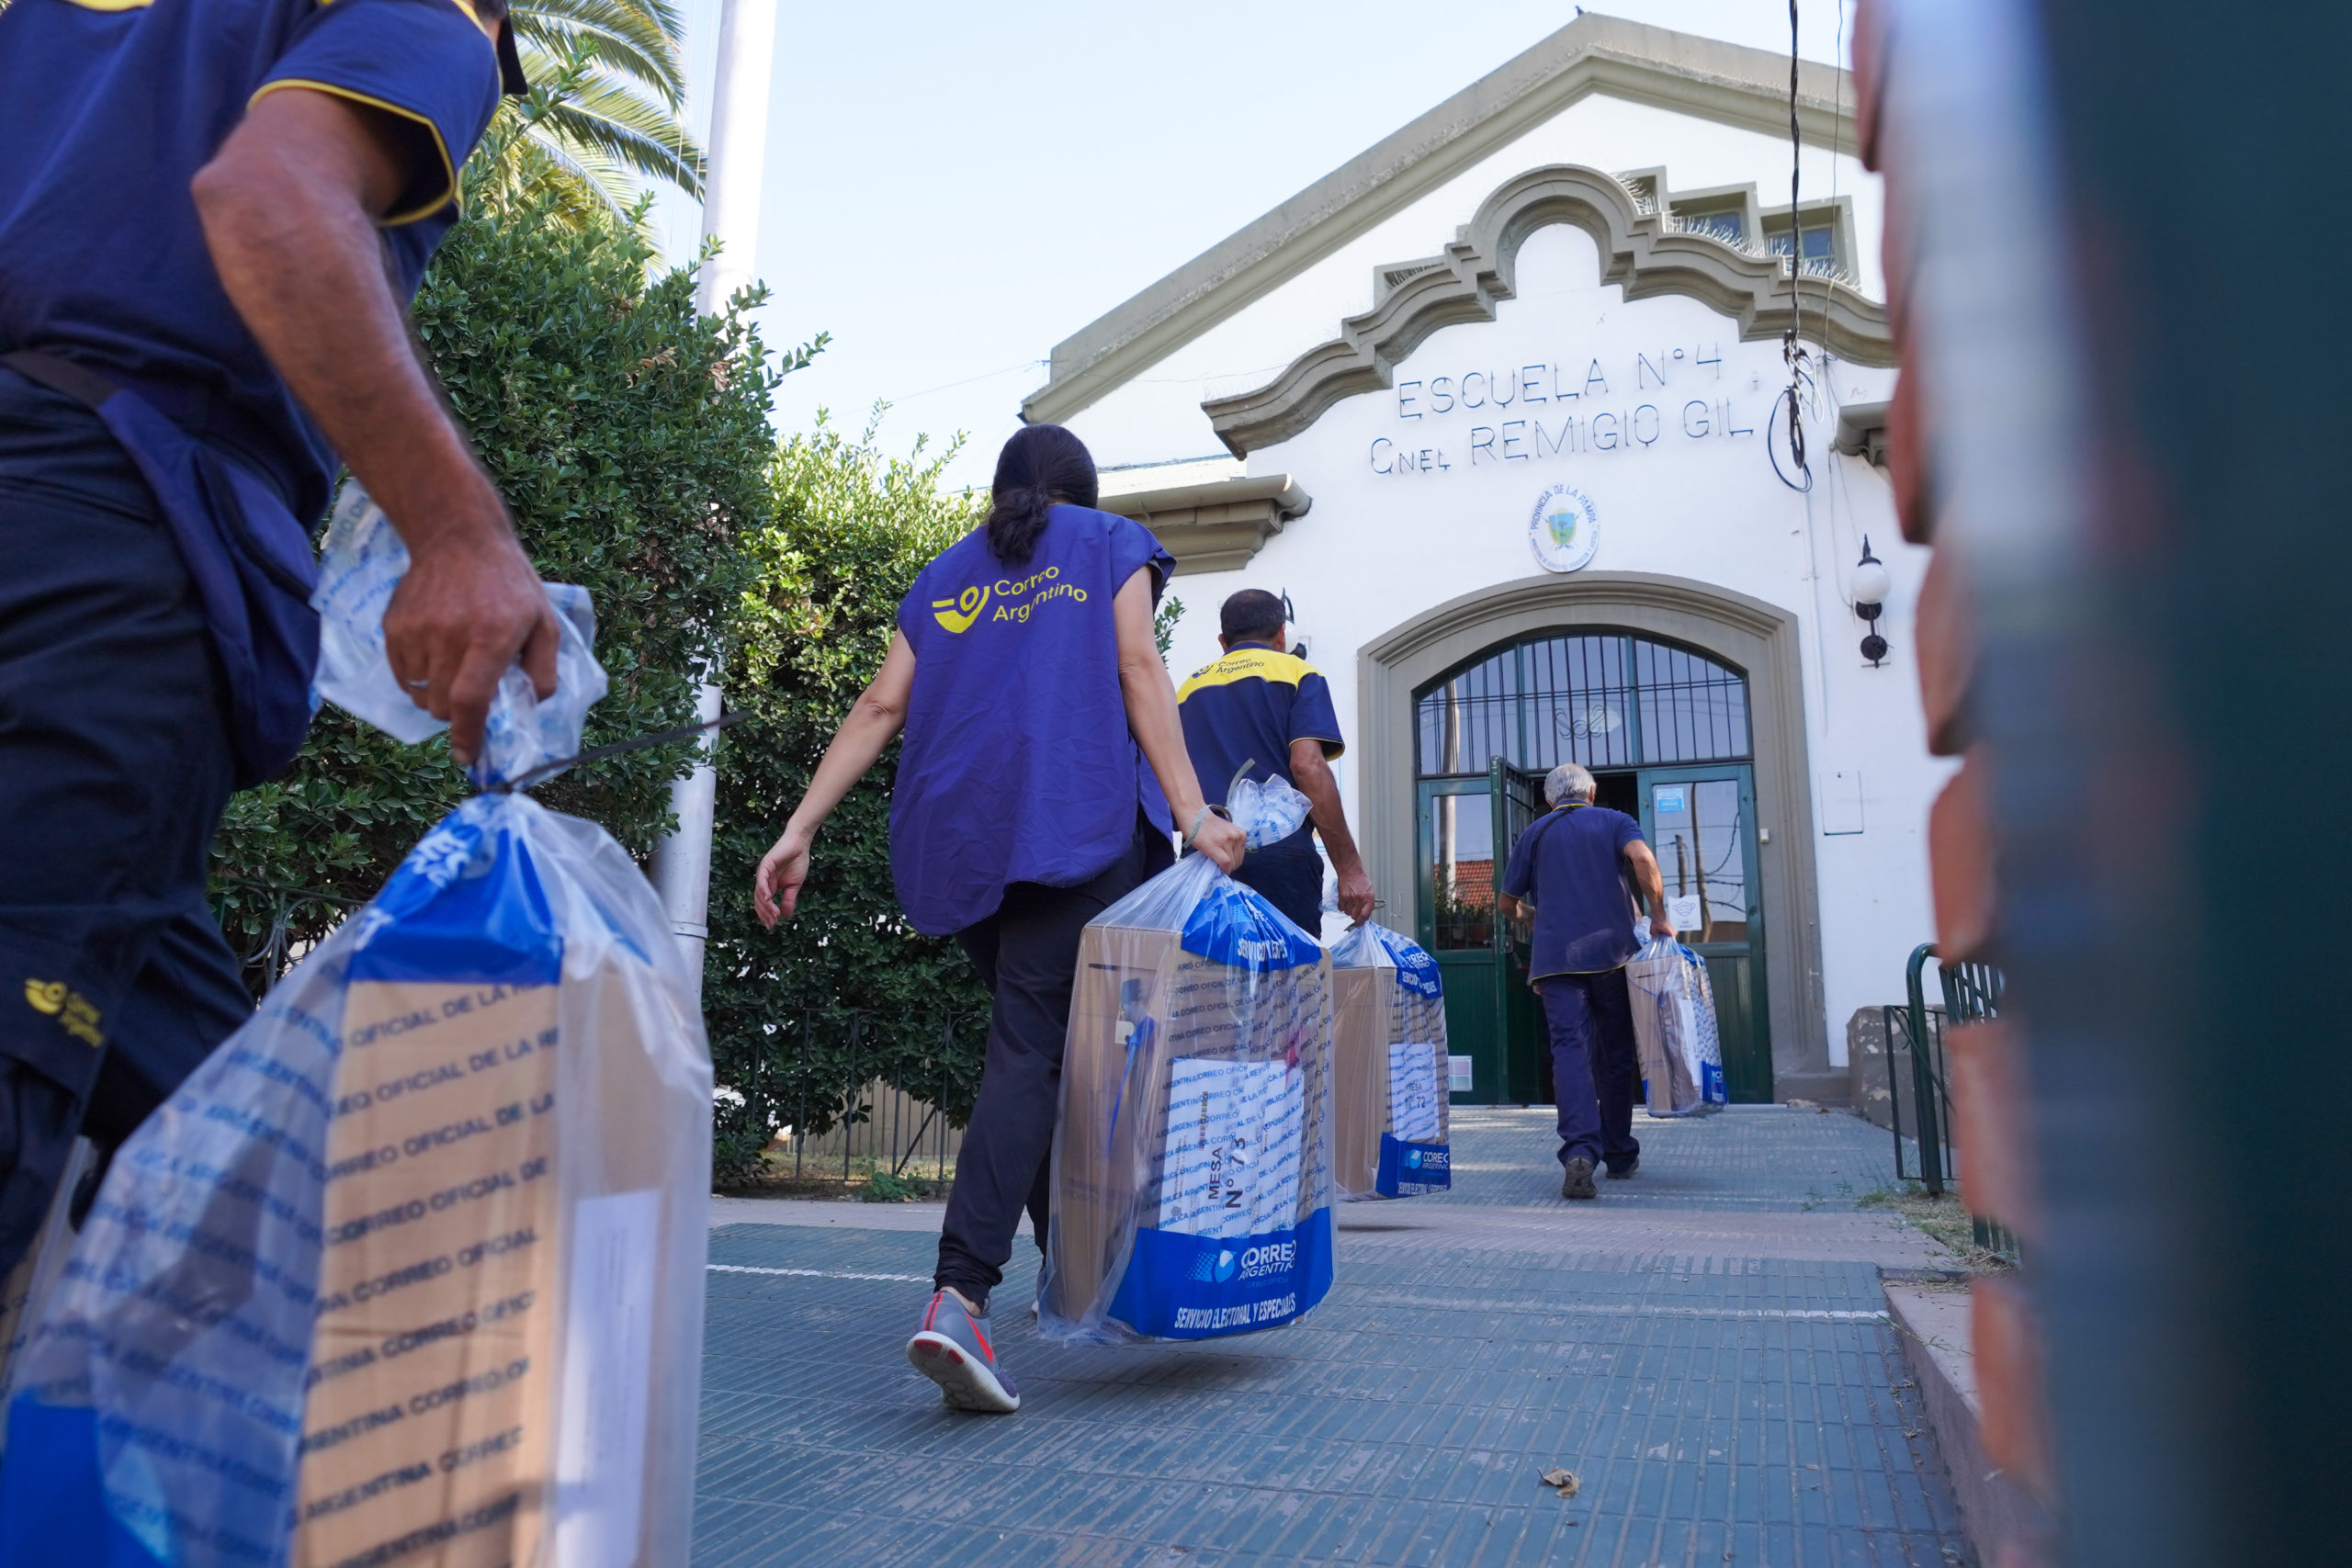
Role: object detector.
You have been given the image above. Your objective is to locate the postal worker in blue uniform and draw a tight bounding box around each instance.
[1498,762,1674,1200]
[0,0,559,1278]
[753,425,1247,1415]
[1176,588,1376,934]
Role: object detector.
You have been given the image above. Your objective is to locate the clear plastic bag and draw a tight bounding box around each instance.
[1682,949,1729,1108]
[1,523,710,1564]
[1038,778,1334,1345]
[310,481,609,787]
[1627,936,1725,1116]
[0,1141,90,1423]
[0,795,712,1567]
[1329,923,1452,1200]
[1228,773,1310,851]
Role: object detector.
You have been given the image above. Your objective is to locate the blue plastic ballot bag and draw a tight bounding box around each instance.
[1681,947,1730,1108]
[1627,936,1728,1116]
[1329,923,1452,1200]
[1038,780,1336,1346]
[0,497,712,1568]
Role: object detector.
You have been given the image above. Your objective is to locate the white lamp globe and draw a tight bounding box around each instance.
[1851,558,1894,606]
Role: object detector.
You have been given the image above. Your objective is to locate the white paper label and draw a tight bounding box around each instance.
[1667,895,1704,932]
[1388,1043,1442,1144]
[1159,1058,1306,1238]
[1447,1055,1474,1094]
[555,1188,662,1568]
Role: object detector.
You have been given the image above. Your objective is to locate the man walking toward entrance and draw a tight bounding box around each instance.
[1498,763,1674,1199]
[1177,590,1374,931]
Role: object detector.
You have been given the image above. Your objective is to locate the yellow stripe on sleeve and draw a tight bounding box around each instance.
[247,79,460,226]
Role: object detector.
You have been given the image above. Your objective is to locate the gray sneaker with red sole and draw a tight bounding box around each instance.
[907,1289,1021,1414]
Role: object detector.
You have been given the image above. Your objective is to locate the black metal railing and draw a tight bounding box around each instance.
[208,881,982,1194]
[209,878,367,1000]
[1883,942,2020,1264]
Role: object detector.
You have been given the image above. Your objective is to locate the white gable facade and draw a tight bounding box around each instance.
[1032,17,1939,1107]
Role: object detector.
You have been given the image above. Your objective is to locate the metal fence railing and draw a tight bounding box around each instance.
[208,881,983,1194]
[718,1010,984,1190]
[209,878,367,1000]
[1883,942,2020,1264]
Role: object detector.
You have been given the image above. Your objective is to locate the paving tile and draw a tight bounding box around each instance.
[689,1109,1973,1567]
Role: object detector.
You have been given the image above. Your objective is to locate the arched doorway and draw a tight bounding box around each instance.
[1414,631,1770,1104]
[1356,572,1826,1109]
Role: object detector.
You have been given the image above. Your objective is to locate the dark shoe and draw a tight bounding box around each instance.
[1607,1156,1639,1179]
[1561,1157,1598,1201]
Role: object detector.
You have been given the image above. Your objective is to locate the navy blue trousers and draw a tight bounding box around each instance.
[0,369,252,1277]
[1537,968,1641,1172]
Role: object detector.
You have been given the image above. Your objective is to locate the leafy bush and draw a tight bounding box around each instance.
[702,414,991,1181]
[210,189,786,971]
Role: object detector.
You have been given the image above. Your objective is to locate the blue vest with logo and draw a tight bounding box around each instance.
[892,505,1174,935]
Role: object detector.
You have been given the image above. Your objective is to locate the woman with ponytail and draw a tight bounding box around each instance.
[752,423,1246,1415]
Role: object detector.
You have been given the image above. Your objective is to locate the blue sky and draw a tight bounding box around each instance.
[649,1,1858,491]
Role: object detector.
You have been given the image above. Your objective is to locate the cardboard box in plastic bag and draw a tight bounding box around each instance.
[0,797,712,1567]
[1041,857,1336,1345]
[0,489,710,1567]
[1628,937,1727,1116]
[1329,923,1452,1201]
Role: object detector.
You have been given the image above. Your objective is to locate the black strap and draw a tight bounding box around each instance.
[1517,800,1580,861]
[1513,802,1641,919]
[483,708,752,795]
[3,349,116,411]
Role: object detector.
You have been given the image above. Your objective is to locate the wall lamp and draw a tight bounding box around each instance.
[1851,538,1892,666]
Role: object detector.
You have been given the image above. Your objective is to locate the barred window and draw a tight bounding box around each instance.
[1415,632,1750,776]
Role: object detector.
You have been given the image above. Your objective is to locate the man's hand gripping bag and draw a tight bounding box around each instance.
[0,494,711,1568]
[1039,781,1336,1346]
[1329,923,1451,1201]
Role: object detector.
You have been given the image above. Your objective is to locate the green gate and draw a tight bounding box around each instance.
[1415,760,1547,1104]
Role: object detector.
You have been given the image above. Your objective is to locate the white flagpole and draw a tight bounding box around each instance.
[650,0,777,998]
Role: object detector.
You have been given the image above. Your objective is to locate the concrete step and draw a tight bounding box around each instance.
[1884,1280,2059,1567]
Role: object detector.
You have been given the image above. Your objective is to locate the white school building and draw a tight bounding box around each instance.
[1043,16,1936,1107]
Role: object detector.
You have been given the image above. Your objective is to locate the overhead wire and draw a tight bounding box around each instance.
[1773,0,1815,493]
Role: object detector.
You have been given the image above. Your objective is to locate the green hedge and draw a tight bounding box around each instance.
[702,417,992,1181]
[211,191,783,964]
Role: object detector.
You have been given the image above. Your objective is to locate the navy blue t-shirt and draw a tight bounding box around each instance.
[1499,803,1645,977]
[0,0,506,524]
[892,505,1176,935]
[1176,641,1342,855]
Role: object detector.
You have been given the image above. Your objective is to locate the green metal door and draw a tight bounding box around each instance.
[1487,759,1548,1103]
[1417,775,1501,1104]
[1416,762,1549,1106]
[1635,765,1773,1102]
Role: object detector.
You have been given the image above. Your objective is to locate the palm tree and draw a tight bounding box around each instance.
[478,0,706,225]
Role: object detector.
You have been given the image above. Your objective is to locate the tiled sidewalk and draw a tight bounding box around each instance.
[691,1109,1969,1567]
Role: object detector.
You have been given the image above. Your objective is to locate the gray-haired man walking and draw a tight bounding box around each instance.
[1497,763,1674,1199]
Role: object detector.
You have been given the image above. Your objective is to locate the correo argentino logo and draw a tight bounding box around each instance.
[24,978,104,1046]
[931,583,991,633]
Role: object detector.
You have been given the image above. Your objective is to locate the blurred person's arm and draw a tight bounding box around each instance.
[1116,570,1245,873]
[1624,839,1674,941]
[1288,739,1374,923]
[754,633,916,926]
[192,85,555,764]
